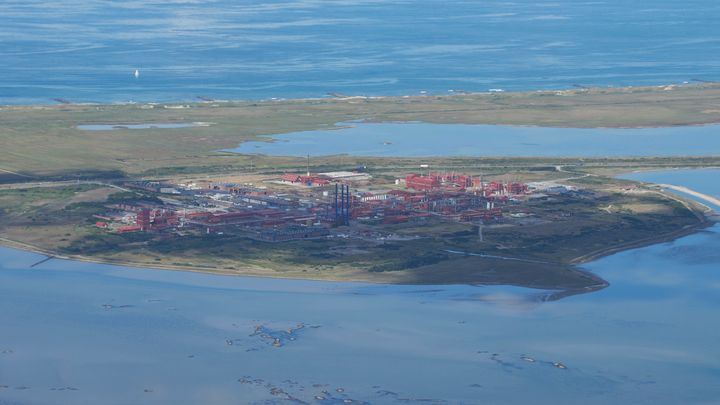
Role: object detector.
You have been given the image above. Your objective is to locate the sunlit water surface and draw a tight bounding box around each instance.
[1,0,719,104]
[228,122,720,157]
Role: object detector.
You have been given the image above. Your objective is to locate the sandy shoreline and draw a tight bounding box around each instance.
[2,82,719,109]
[1,207,714,290]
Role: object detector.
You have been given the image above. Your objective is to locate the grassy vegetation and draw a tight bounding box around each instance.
[0,185,99,214]
[1,84,720,179]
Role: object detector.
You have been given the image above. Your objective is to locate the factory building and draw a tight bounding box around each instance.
[280,174,330,187]
[95,170,531,241]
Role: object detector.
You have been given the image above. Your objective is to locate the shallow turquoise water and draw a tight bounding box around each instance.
[228,122,720,157]
[0,169,718,404]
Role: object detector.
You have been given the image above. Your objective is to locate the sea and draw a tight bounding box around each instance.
[1,0,720,105]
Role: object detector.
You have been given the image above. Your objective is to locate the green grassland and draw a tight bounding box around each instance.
[1,84,720,179]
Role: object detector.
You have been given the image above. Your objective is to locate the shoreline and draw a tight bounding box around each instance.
[1,197,714,290]
[226,121,720,159]
[569,218,714,266]
[359,117,720,131]
[2,82,719,109]
[0,239,606,290]
[569,178,718,265]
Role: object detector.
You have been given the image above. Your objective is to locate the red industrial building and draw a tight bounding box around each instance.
[136,209,151,230]
[405,174,440,191]
[405,173,474,191]
[98,170,531,239]
[280,174,330,187]
[135,208,180,231]
[481,181,529,196]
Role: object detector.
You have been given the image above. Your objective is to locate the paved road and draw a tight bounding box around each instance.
[0,180,130,192]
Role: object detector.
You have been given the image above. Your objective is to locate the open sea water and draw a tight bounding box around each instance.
[1,0,720,104]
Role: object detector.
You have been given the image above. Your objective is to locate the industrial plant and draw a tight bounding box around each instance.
[88,169,571,245]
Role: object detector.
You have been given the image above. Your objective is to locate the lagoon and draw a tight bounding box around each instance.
[1,169,719,404]
[228,122,720,158]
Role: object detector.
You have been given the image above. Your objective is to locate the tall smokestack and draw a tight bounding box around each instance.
[335,183,339,222]
[345,185,351,225]
[340,184,345,225]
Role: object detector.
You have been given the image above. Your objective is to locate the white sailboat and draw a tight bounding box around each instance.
[134,69,140,79]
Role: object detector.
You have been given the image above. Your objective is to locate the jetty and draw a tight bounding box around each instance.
[29,256,54,268]
[660,184,720,210]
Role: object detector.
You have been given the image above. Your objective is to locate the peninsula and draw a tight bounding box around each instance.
[1,84,718,292]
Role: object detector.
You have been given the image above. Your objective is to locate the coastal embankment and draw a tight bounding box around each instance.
[659,184,720,209]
